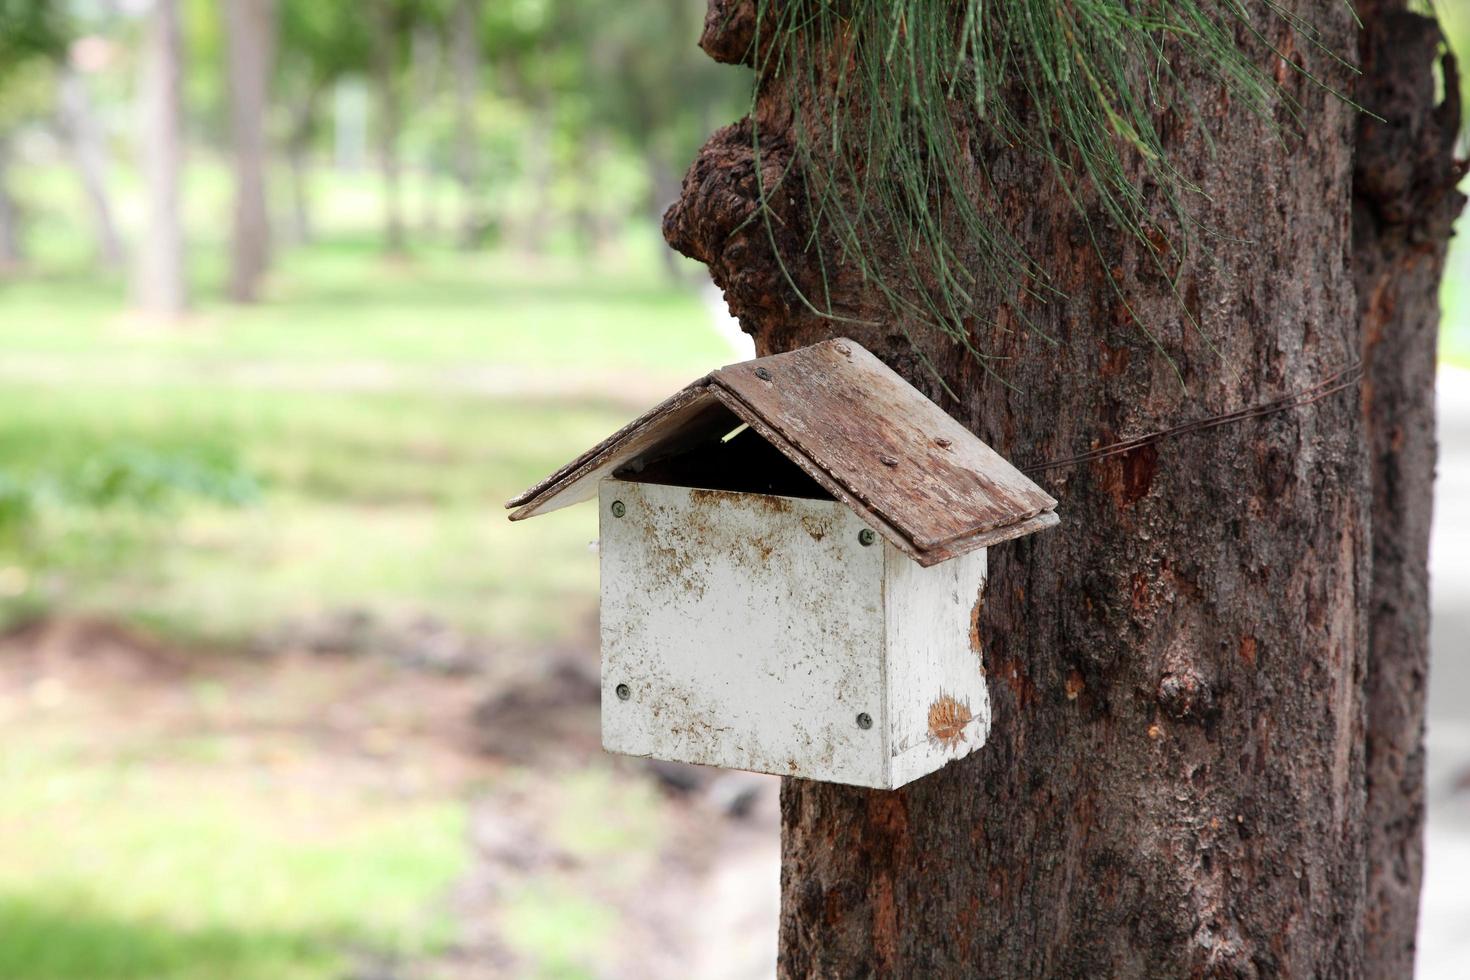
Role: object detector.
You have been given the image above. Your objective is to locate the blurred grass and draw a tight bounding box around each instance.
[0,162,727,644]
[0,160,727,979]
[0,381,632,645]
[0,733,463,980]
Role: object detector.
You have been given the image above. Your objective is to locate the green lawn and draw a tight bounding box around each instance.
[0,172,726,980]
[0,736,464,980]
[0,228,726,646]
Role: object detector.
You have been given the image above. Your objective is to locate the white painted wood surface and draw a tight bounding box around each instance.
[598,477,992,790]
[883,542,990,788]
[600,479,889,787]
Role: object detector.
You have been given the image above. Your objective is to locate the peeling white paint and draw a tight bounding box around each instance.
[598,478,991,790]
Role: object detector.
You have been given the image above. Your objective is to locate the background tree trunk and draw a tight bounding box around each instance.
[370,1,406,255]
[411,24,442,239]
[451,0,482,248]
[224,0,275,303]
[646,146,686,283]
[283,90,317,246]
[517,97,553,255]
[135,0,188,318]
[665,0,1453,974]
[0,135,23,270]
[57,65,125,270]
[1354,4,1465,976]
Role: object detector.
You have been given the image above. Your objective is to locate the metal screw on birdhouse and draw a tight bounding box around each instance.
[611,500,626,518]
[858,528,876,547]
[856,712,873,730]
[615,683,631,701]
[754,367,773,381]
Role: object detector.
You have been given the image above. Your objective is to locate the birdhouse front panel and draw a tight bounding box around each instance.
[598,478,890,787]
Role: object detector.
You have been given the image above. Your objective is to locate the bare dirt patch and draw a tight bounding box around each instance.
[0,615,779,979]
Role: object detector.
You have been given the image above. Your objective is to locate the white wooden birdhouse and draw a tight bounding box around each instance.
[507,339,1058,789]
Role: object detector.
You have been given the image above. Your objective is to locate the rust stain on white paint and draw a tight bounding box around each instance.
[927,694,973,749]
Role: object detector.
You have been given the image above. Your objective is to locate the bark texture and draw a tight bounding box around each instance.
[135,0,187,317]
[224,0,276,302]
[1354,5,1465,977]
[663,1,1430,975]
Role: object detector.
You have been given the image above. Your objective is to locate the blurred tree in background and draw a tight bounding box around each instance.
[0,0,747,301]
[0,0,69,268]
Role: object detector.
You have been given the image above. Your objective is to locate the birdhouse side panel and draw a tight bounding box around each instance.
[599,479,889,787]
[884,544,992,789]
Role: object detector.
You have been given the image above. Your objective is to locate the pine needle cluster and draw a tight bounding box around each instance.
[748,0,1349,371]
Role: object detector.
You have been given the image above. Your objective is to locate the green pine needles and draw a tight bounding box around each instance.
[747,0,1350,375]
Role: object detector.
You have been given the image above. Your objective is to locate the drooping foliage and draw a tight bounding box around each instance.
[748,0,1350,367]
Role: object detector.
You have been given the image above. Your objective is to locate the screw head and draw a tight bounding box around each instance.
[615,683,631,701]
[610,500,626,518]
[858,528,876,547]
[754,367,773,381]
[856,712,873,730]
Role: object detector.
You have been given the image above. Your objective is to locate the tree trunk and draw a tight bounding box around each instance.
[1353,4,1465,976]
[411,24,442,239]
[451,0,482,248]
[518,97,553,255]
[646,146,687,283]
[57,66,125,270]
[0,135,23,270]
[571,130,615,259]
[370,1,406,255]
[665,1,1453,974]
[224,0,275,303]
[283,90,316,246]
[135,0,188,318]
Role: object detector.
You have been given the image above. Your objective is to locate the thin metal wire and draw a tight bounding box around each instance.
[1022,361,1364,476]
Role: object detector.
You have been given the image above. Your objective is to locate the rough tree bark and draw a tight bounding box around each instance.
[666,0,1458,975]
[224,0,275,303]
[135,0,188,318]
[1354,4,1465,976]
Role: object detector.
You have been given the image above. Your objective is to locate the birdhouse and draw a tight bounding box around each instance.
[507,339,1057,789]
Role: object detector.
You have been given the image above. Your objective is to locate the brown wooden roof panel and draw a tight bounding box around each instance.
[506,339,1058,562]
[712,341,1056,551]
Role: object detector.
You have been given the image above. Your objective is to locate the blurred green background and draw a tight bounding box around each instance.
[0,1,1465,979]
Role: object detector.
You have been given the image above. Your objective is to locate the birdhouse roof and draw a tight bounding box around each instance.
[506,339,1058,566]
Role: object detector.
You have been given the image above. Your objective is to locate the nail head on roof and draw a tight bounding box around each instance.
[880,455,899,467]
